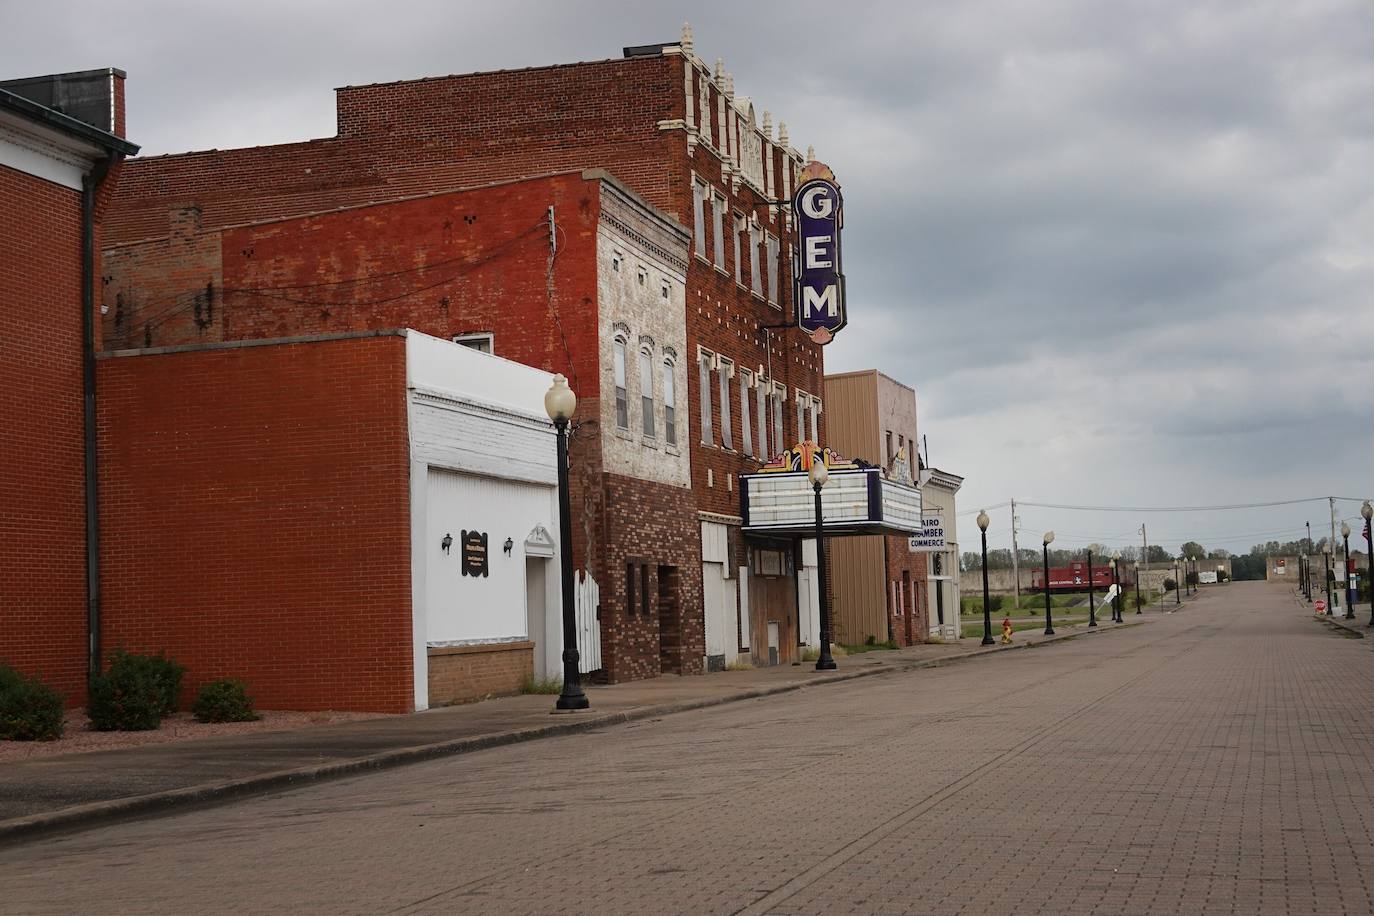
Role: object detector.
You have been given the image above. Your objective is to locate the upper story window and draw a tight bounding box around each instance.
[639,347,655,439]
[717,356,734,450]
[698,349,714,445]
[739,368,754,458]
[661,280,670,300]
[452,332,494,354]
[770,385,784,453]
[692,180,708,258]
[796,391,822,445]
[733,214,746,286]
[749,220,764,297]
[711,193,727,269]
[613,336,629,430]
[756,379,769,459]
[766,234,780,305]
[663,354,677,447]
[636,267,647,287]
[611,250,623,273]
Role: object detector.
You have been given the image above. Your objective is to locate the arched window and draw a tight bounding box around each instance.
[613,335,629,430]
[663,355,677,446]
[639,346,655,438]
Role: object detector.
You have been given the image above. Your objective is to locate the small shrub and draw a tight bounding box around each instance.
[724,659,754,671]
[864,634,877,646]
[1164,578,1178,592]
[0,665,65,741]
[89,667,163,731]
[801,647,821,662]
[988,595,1004,613]
[192,679,260,723]
[519,674,563,695]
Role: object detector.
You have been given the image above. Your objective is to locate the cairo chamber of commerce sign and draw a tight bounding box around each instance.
[907,515,947,553]
[793,161,846,343]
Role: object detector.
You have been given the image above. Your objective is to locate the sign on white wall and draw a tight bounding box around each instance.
[908,515,946,552]
[1198,570,1219,584]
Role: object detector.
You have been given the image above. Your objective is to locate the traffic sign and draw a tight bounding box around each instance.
[1315,599,1326,613]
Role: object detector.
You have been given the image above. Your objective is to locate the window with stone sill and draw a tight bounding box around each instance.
[637,267,647,287]
[692,179,708,258]
[639,347,655,439]
[613,336,629,431]
[663,356,677,447]
[766,233,780,305]
[739,368,754,457]
[749,221,763,297]
[756,380,768,459]
[611,250,622,273]
[717,356,734,451]
[698,349,714,445]
[711,193,727,269]
[733,213,746,286]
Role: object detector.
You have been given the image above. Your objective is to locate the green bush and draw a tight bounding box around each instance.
[192,679,260,723]
[1164,578,1178,592]
[88,650,185,731]
[0,665,65,741]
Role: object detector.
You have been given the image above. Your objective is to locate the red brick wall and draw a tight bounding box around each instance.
[0,165,87,700]
[597,474,704,681]
[97,334,414,713]
[885,537,932,646]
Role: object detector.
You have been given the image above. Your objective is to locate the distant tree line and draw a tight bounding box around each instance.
[963,535,1351,580]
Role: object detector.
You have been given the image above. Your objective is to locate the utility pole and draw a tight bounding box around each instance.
[1010,499,1021,609]
[1330,497,1340,610]
[1139,523,1148,613]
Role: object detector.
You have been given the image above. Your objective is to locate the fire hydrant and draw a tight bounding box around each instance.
[1000,616,1014,644]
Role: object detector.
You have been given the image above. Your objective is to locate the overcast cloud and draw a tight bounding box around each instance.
[6,0,1372,556]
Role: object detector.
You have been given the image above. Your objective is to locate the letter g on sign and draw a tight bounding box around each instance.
[800,185,833,219]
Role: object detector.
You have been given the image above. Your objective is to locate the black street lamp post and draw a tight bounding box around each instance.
[1135,559,1143,614]
[1087,549,1097,627]
[1342,522,1354,619]
[811,457,838,671]
[978,510,994,646]
[1306,522,1313,602]
[1042,531,1056,636]
[545,375,589,712]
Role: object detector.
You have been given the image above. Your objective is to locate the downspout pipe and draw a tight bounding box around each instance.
[84,151,118,684]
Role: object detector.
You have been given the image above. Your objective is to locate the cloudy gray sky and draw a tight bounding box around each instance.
[6,0,1372,559]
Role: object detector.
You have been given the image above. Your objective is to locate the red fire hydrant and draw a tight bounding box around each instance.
[1000,616,1014,644]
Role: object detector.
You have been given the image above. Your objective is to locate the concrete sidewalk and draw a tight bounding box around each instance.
[0,615,1160,844]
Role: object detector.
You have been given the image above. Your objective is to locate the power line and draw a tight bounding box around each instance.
[1017,497,1329,513]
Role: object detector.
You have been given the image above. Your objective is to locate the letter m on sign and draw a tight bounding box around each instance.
[802,285,839,319]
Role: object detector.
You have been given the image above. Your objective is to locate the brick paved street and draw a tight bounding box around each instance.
[3,581,1373,915]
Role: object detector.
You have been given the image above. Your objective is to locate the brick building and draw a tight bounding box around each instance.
[823,370,935,646]
[100,330,576,713]
[103,167,700,694]
[0,70,137,702]
[104,25,831,680]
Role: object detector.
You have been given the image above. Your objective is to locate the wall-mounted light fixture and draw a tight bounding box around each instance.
[441,533,453,555]
[504,537,514,556]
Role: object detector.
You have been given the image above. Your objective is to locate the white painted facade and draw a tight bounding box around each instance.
[405,332,563,710]
[594,174,692,488]
[920,469,964,640]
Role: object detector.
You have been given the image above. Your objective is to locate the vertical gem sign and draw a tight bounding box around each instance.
[793,161,846,340]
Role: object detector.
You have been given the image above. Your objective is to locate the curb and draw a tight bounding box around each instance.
[0,619,1146,846]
